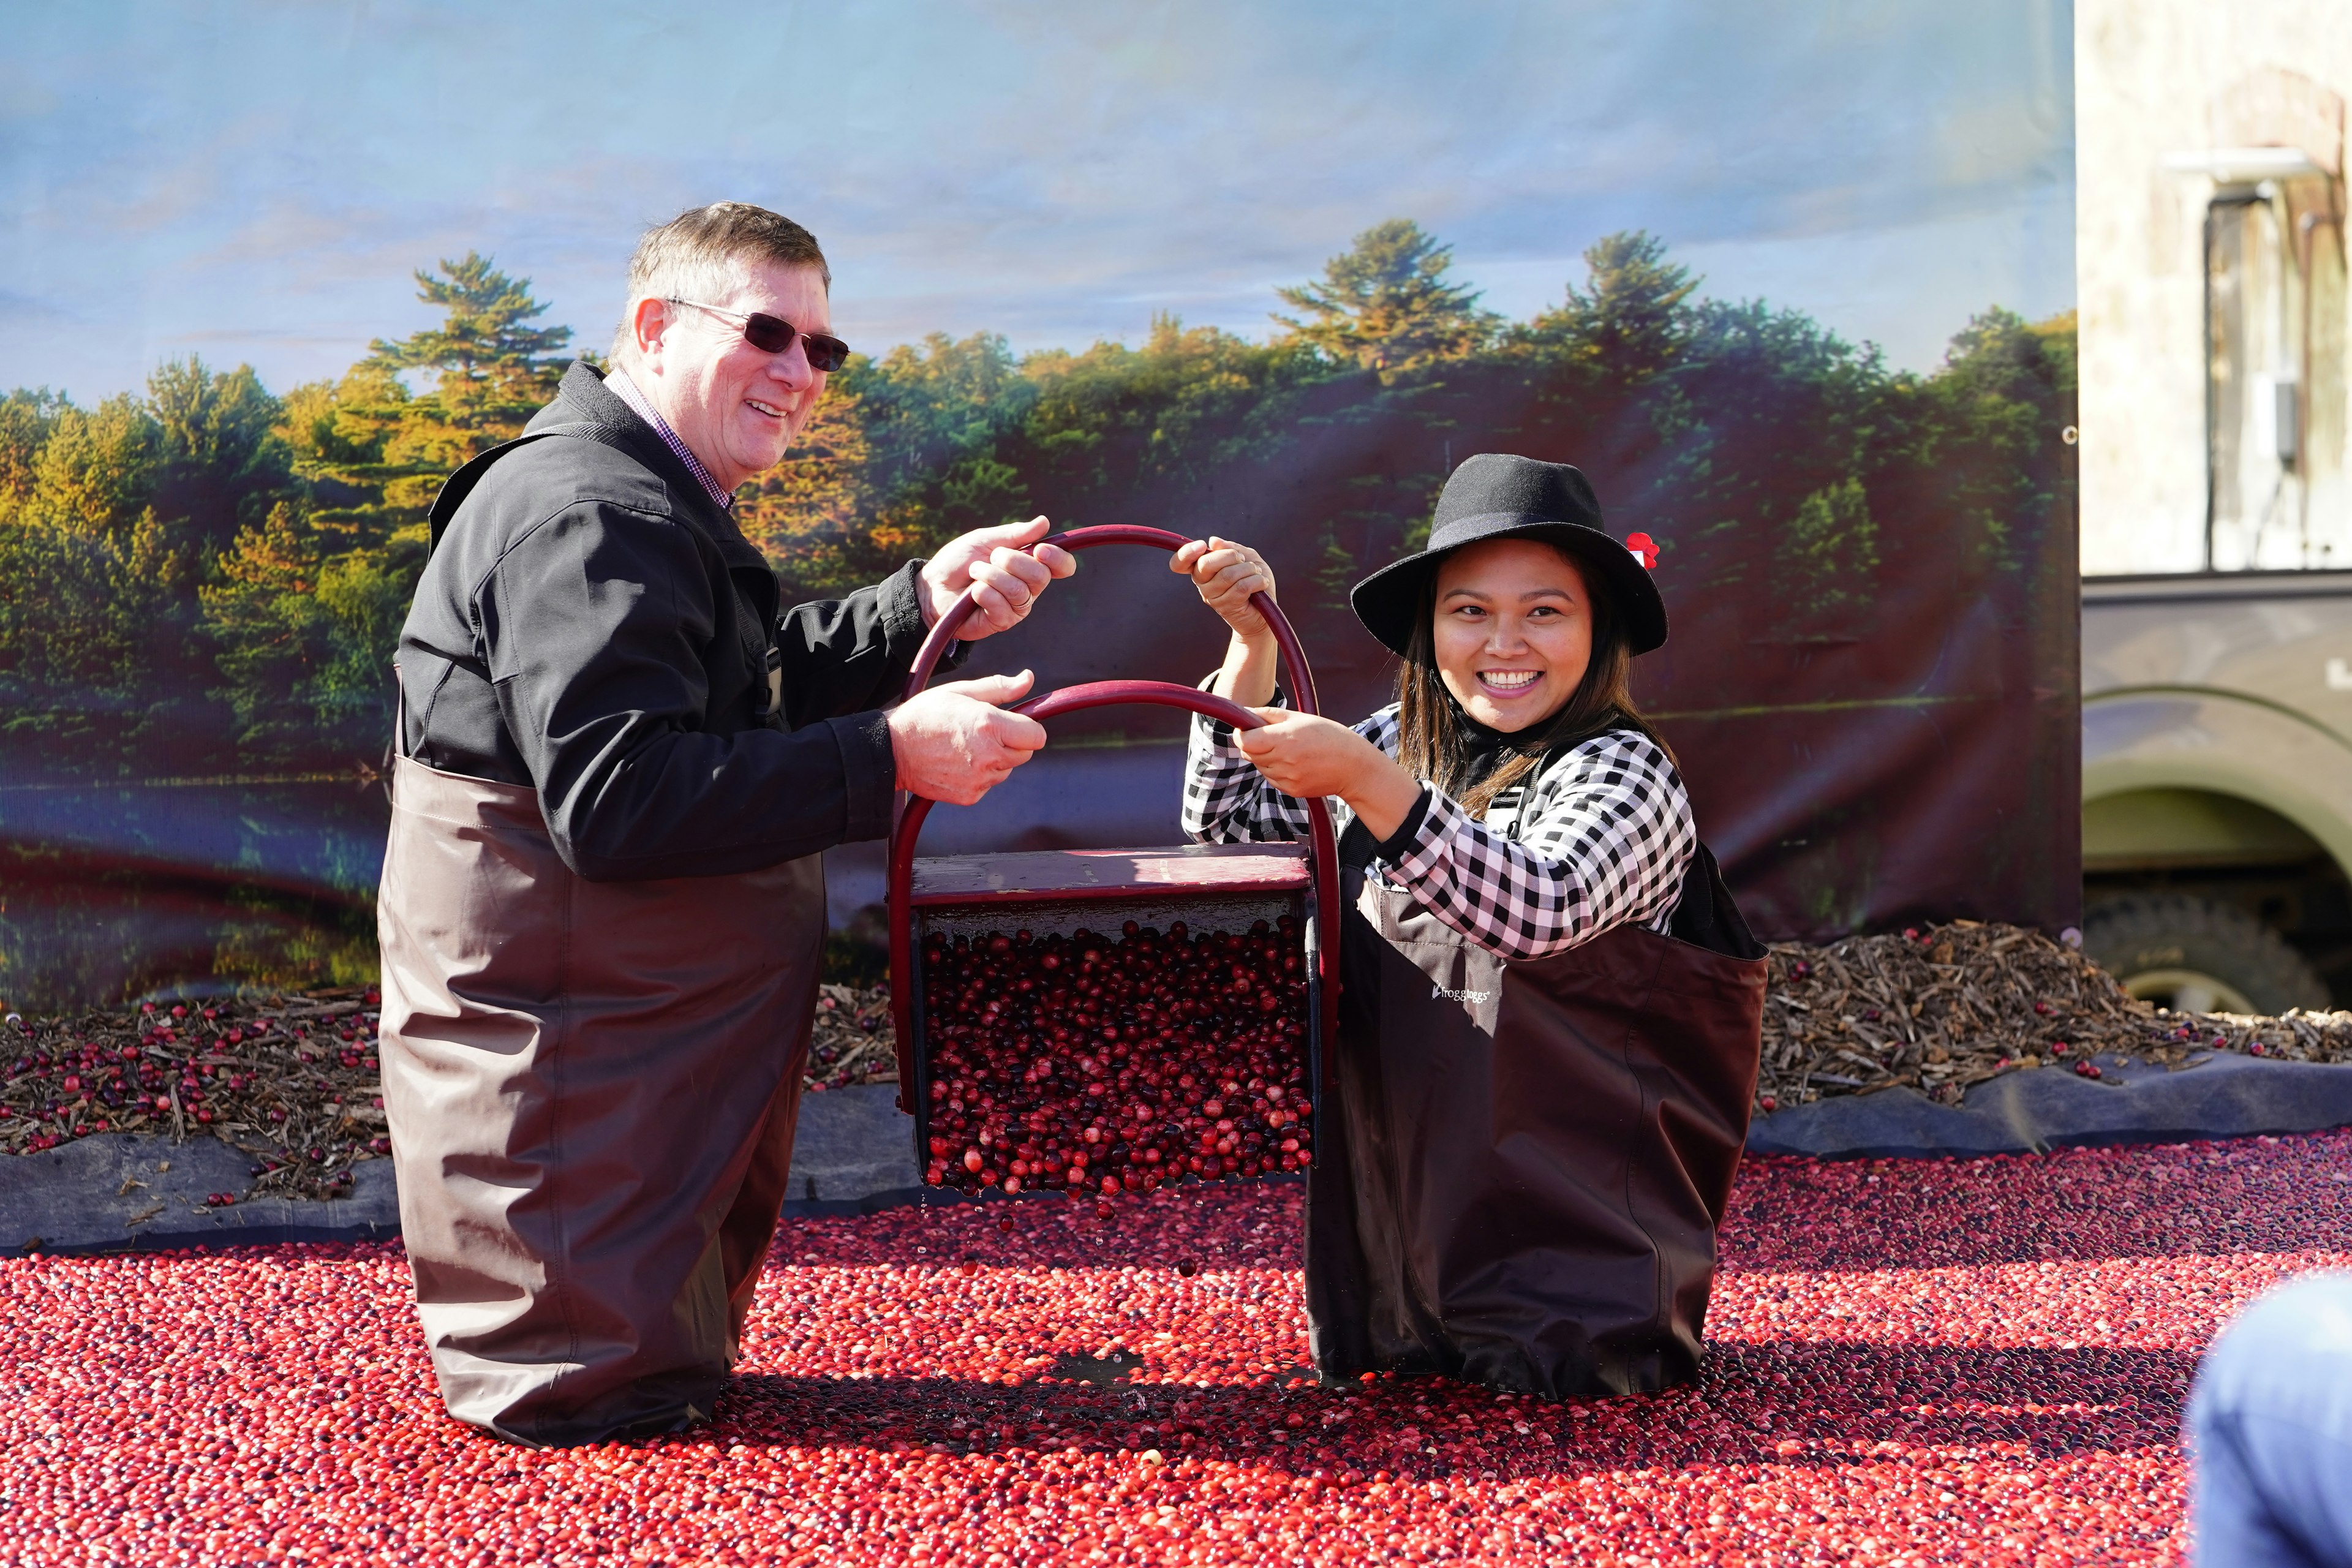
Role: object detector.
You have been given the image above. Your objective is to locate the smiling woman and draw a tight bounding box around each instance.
[1180,453,1679,893]
[1175,451,1768,1403]
[1434,539,1595,715]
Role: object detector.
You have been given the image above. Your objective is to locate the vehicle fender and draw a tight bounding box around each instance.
[2084,688,2352,884]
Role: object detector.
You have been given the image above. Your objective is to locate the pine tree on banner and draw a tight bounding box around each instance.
[361,252,573,526]
[1273,219,1498,375]
[1517,230,1700,388]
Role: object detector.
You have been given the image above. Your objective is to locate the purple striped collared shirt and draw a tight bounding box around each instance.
[604,370,736,512]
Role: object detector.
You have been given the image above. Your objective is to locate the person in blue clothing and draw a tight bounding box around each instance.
[2188,1272,2352,1566]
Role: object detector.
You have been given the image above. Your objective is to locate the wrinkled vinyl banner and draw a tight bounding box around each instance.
[0,0,2077,1006]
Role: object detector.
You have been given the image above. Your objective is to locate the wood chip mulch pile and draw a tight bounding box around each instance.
[1,988,388,1200]
[1,982,896,1200]
[1759,918,2352,1109]
[11,922,2352,1196]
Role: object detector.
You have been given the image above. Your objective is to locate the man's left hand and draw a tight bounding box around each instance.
[920,516,1078,636]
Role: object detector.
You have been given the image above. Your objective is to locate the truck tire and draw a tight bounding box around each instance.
[2081,894,2330,1015]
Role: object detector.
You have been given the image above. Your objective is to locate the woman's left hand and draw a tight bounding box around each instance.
[1236,711,1425,840]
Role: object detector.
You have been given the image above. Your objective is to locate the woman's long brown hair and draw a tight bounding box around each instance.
[1394,546,1671,816]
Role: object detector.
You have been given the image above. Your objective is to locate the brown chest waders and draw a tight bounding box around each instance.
[377,746,823,1446]
[1306,836,1767,1398]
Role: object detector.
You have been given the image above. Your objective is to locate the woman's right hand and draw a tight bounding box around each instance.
[1171,536,1277,643]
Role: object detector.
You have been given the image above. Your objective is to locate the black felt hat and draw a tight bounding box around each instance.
[1349,453,1667,658]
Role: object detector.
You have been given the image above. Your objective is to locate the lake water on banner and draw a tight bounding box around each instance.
[0,744,1195,1009]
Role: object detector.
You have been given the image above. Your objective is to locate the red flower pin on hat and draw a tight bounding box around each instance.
[1624,532,1659,569]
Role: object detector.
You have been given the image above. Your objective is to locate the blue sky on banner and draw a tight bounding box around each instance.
[4,0,2073,401]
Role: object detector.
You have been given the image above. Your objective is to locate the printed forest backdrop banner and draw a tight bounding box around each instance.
[0,1,2078,1006]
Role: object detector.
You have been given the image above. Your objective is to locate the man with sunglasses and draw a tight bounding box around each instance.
[379,202,1076,1447]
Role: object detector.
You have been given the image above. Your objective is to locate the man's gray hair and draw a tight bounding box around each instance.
[609,203,832,363]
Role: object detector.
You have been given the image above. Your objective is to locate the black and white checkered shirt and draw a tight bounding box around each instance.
[1183,695,1696,960]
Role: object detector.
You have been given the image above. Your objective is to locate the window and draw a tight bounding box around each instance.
[2203,171,2346,568]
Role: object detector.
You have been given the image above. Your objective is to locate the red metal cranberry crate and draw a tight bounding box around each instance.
[887,527,1340,1198]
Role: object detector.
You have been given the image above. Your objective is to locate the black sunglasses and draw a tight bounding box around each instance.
[667,299,852,372]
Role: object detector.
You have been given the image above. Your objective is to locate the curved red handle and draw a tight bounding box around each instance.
[902,524,1320,717]
[1016,677,1264,729]
[886,678,1343,1115]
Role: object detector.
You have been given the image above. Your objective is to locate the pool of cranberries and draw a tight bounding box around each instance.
[10,1132,2345,1565]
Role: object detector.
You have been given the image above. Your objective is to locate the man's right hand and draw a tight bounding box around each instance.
[887,671,1047,805]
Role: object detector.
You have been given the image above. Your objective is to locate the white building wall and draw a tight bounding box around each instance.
[2078,0,2350,575]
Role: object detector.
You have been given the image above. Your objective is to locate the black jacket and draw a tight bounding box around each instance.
[397,361,937,881]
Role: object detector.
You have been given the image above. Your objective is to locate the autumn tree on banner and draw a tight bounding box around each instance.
[0,368,298,770]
